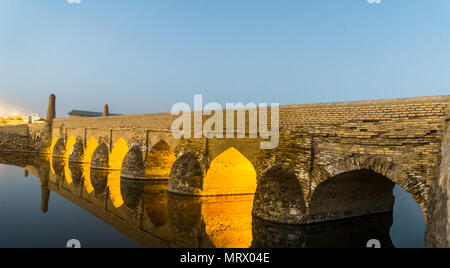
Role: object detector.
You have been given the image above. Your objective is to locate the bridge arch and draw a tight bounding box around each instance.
[146,140,176,180]
[253,165,307,224]
[203,147,257,196]
[109,138,129,170]
[83,137,98,164]
[310,156,426,221]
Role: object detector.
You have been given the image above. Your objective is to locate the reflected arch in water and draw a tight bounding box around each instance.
[145,140,176,180]
[143,182,169,228]
[51,157,65,177]
[168,152,203,195]
[90,169,109,196]
[253,166,307,224]
[203,147,257,196]
[68,162,85,186]
[120,178,144,211]
[251,213,395,248]
[201,195,254,248]
[167,194,214,248]
[109,138,129,171]
[167,193,255,248]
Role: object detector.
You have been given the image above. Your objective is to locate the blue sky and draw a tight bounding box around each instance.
[0,0,449,116]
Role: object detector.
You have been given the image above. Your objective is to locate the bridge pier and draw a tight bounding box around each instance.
[426,120,450,248]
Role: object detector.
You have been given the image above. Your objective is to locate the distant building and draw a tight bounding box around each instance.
[30,114,43,122]
[68,110,122,118]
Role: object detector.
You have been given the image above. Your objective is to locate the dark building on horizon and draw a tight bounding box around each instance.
[68,110,122,118]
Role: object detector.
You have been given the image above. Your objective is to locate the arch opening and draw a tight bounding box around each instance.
[83,137,98,164]
[309,169,396,224]
[309,168,425,247]
[64,136,77,160]
[202,147,257,196]
[145,140,176,180]
[109,138,129,170]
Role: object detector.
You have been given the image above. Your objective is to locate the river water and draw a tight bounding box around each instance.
[0,153,425,248]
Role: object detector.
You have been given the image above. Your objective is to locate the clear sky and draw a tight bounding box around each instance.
[0,0,449,117]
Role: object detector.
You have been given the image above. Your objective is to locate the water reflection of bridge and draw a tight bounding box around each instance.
[0,153,394,248]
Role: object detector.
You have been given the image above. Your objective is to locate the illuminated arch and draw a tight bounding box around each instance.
[109,138,129,170]
[83,137,98,164]
[145,140,176,180]
[49,137,61,156]
[64,136,77,160]
[202,147,257,196]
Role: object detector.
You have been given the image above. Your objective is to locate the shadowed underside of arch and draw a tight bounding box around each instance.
[311,156,427,218]
[146,140,176,180]
[308,169,396,224]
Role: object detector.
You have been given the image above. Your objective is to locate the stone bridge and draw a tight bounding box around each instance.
[0,94,449,247]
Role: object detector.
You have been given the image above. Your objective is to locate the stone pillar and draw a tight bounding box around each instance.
[46,94,56,122]
[121,146,145,179]
[28,115,32,124]
[41,183,50,214]
[425,101,450,248]
[103,104,109,117]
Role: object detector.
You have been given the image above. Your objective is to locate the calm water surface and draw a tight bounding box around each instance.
[0,154,425,248]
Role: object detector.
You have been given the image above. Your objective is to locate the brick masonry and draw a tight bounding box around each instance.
[0,95,449,247]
